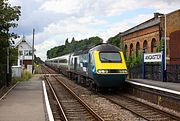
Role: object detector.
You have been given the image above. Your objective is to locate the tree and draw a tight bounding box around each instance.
[47,36,103,59]
[0,0,21,39]
[107,33,121,47]
[65,38,69,45]
[0,0,21,63]
[10,47,18,65]
[0,0,21,86]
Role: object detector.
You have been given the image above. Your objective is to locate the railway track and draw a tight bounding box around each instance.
[101,93,180,121]
[42,65,104,121]
[42,65,180,121]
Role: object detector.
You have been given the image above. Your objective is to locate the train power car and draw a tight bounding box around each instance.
[45,43,128,89]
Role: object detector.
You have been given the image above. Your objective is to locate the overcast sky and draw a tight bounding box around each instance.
[9,0,180,61]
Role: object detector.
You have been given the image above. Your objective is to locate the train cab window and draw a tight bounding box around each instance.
[99,52,121,62]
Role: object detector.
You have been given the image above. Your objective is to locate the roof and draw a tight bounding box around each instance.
[73,43,120,56]
[122,17,160,36]
[14,36,32,48]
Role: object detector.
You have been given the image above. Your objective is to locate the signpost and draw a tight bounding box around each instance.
[142,47,165,81]
[144,52,162,62]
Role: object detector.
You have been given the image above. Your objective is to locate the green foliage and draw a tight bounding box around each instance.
[21,70,32,81]
[65,38,69,45]
[34,63,40,74]
[126,52,142,69]
[34,55,44,64]
[107,33,120,47]
[47,36,103,59]
[10,47,18,65]
[0,0,21,39]
[156,39,164,52]
[107,32,124,52]
[0,0,21,64]
[13,70,32,82]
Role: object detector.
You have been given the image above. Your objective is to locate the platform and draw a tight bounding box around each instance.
[0,75,51,121]
[126,79,180,95]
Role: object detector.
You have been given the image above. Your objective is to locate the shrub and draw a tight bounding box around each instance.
[21,69,32,81]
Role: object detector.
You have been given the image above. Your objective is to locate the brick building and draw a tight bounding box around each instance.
[122,9,180,64]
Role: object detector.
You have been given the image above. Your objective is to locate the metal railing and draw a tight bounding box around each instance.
[129,64,180,83]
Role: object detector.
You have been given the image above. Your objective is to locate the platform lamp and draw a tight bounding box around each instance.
[155,12,167,78]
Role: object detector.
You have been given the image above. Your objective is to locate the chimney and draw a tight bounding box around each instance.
[154,13,159,18]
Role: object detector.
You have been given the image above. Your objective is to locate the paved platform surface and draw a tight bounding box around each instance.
[126,79,180,92]
[0,75,47,121]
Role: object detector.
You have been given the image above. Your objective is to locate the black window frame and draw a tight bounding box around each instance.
[99,51,122,63]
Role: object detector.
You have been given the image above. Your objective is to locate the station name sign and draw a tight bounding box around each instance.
[144,52,162,62]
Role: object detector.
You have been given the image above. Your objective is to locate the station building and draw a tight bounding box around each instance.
[122,9,180,64]
[14,36,35,73]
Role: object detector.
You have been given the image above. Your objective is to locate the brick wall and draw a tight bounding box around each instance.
[123,25,160,57]
[122,9,180,64]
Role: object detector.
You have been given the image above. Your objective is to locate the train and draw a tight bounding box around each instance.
[45,43,128,90]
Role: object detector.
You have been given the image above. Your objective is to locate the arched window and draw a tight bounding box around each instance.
[136,42,140,57]
[124,45,127,58]
[143,40,148,52]
[130,43,133,56]
[151,38,156,52]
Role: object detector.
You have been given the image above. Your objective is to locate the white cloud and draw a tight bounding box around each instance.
[11,0,180,61]
[39,0,180,16]
[40,0,83,14]
[35,39,58,61]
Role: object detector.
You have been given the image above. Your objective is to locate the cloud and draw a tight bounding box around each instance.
[10,0,180,61]
[39,0,180,16]
[40,0,83,14]
[35,39,59,61]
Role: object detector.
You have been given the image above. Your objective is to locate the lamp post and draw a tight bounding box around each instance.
[155,12,167,80]
[164,14,166,71]
[32,28,35,74]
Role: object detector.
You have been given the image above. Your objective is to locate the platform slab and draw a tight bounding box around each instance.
[0,75,47,121]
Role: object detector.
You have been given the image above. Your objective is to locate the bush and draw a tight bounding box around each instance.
[21,69,32,81]
[13,69,32,82]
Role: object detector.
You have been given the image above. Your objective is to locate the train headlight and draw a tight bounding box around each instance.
[119,69,127,73]
[97,69,108,74]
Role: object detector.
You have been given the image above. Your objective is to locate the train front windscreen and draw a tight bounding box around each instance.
[99,52,121,62]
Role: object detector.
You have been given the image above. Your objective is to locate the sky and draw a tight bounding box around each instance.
[9,0,180,61]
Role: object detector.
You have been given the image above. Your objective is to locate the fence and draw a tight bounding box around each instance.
[166,64,180,83]
[129,64,180,83]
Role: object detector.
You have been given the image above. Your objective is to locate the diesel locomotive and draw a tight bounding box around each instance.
[45,43,128,89]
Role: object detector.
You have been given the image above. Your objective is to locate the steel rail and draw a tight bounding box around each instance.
[122,94,180,121]
[45,75,68,121]
[53,75,104,121]
[99,93,180,121]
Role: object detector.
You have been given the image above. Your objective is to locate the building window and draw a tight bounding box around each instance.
[29,50,32,56]
[24,50,29,56]
[151,38,156,52]
[124,45,127,58]
[143,40,148,52]
[19,50,23,55]
[136,42,140,57]
[130,43,133,56]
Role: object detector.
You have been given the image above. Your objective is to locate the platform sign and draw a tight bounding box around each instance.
[142,49,165,81]
[144,52,162,62]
